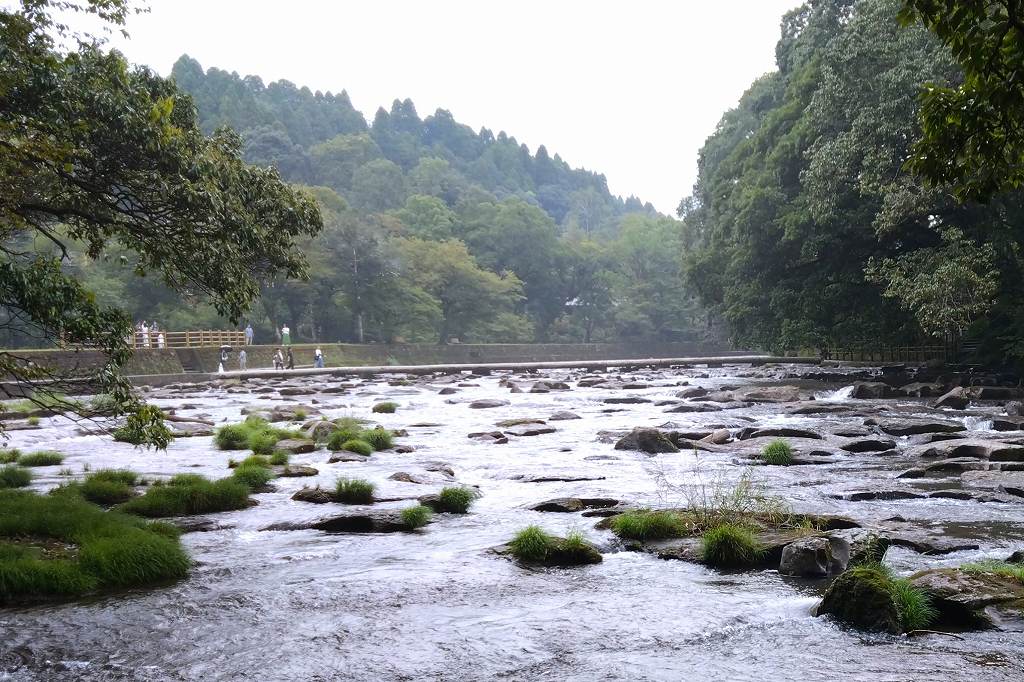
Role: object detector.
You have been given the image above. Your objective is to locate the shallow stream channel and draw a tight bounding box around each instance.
[1,362,1023,680]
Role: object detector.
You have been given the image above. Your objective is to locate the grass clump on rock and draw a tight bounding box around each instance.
[335,478,375,504]
[362,428,394,451]
[231,465,274,491]
[76,469,139,506]
[0,491,190,604]
[400,504,433,529]
[0,449,20,464]
[760,439,793,466]
[509,525,553,562]
[0,465,32,489]
[17,451,64,467]
[372,401,398,414]
[610,509,686,541]
[889,577,938,631]
[338,439,374,456]
[215,416,299,453]
[269,451,290,466]
[118,475,251,518]
[700,522,765,568]
[815,563,936,633]
[961,559,1024,583]
[436,486,478,513]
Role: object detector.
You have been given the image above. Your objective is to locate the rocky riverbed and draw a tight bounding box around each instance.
[1,362,1023,680]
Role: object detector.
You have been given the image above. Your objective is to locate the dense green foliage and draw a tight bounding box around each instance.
[16,450,63,467]
[0,0,322,445]
[361,428,394,451]
[898,1,1024,200]
[508,525,554,562]
[0,491,189,603]
[214,416,299,452]
[682,0,1024,362]
[59,54,703,345]
[371,401,398,414]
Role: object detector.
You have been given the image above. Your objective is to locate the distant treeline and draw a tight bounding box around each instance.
[48,56,704,347]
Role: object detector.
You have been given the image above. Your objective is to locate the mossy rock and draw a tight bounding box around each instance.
[815,567,902,634]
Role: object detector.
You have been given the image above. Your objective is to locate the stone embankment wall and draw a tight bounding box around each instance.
[10,342,742,377]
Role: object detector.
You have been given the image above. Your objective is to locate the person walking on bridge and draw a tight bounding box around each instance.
[244,323,254,345]
[273,348,284,370]
[239,349,247,371]
[314,347,324,368]
[286,347,295,370]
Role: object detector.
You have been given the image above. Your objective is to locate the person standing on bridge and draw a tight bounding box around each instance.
[244,323,253,345]
[273,348,284,370]
[281,324,291,345]
[286,347,295,370]
[238,348,247,371]
[314,347,324,368]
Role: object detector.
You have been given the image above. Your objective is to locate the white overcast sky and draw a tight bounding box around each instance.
[61,0,802,214]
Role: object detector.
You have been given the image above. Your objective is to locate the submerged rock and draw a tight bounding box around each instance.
[850,382,893,400]
[263,510,428,533]
[548,411,581,421]
[840,438,897,453]
[274,438,316,454]
[277,465,318,477]
[469,399,510,409]
[291,487,335,504]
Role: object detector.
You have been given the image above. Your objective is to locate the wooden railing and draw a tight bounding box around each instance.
[825,344,950,363]
[131,330,246,349]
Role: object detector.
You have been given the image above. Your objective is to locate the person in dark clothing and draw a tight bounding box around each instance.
[286,347,295,370]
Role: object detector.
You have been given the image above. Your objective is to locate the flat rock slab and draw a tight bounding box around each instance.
[262,511,426,533]
[663,402,724,413]
[504,425,557,437]
[961,470,1024,498]
[549,411,581,421]
[602,396,651,404]
[910,568,1024,630]
[516,474,607,483]
[841,438,898,453]
[327,451,370,463]
[275,438,316,454]
[737,427,822,440]
[897,458,993,478]
[529,497,620,513]
[614,427,679,454]
[277,465,318,477]
[468,431,509,445]
[878,420,965,437]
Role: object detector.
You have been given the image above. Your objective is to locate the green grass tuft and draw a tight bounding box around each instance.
[231,465,274,491]
[961,559,1024,583]
[400,504,433,529]
[700,522,765,568]
[0,449,20,464]
[610,509,686,540]
[269,451,290,466]
[340,439,373,456]
[362,428,394,451]
[17,451,64,467]
[118,477,250,517]
[760,439,793,466]
[78,469,139,506]
[214,416,299,453]
[436,486,477,513]
[371,401,398,414]
[889,577,938,631]
[27,416,40,426]
[0,466,32,489]
[334,478,375,504]
[509,525,554,562]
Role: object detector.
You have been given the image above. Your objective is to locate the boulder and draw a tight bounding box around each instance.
[877,420,965,437]
[277,465,318,477]
[840,438,897,453]
[779,536,849,577]
[897,382,945,397]
[614,427,680,454]
[703,428,732,445]
[910,568,1024,630]
[531,380,570,392]
[274,438,316,454]
[468,431,509,445]
[421,461,455,478]
[675,386,708,399]
[896,458,991,478]
[528,497,619,513]
[291,487,335,504]
[814,568,902,634]
[438,387,459,395]
[469,399,510,409]
[1007,550,1024,564]
[850,382,893,400]
[737,427,821,441]
[279,386,314,396]
[1006,401,1024,417]
[933,387,970,410]
[327,451,369,463]
[388,472,429,484]
[167,422,214,438]
[548,411,581,421]
[662,402,723,413]
[495,418,546,428]
[302,420,336,441]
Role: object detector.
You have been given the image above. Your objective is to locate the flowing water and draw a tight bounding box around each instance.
[1,365,1023,681]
